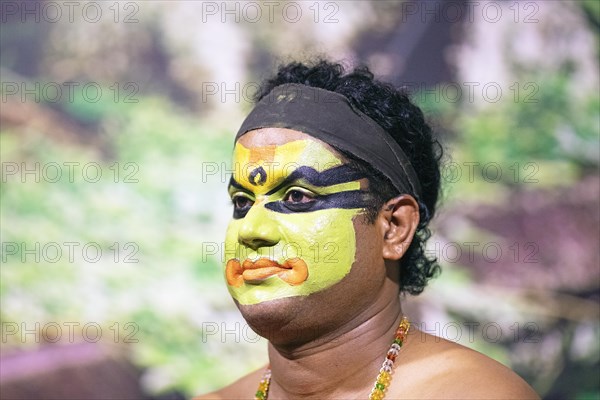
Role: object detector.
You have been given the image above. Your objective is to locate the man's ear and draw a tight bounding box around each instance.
[379,195,420,260]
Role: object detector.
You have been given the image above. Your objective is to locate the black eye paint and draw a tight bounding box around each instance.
[229,165,367,218]
[233,207,251,219]
[228,177,245,191]
[265,190,371,213]
[265,165,363,195]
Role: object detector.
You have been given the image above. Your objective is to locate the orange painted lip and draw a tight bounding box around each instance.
[226,257,309,287]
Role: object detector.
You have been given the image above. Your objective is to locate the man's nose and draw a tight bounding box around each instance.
[237,202,281,250]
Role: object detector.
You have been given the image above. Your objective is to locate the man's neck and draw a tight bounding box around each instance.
[265,288,403,399]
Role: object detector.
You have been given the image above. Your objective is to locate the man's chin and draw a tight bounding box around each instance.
[235,295,327,346]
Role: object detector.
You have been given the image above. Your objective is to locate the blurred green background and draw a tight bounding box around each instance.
[1,1,598,399]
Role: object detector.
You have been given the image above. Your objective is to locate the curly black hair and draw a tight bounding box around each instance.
[252,59,443,295]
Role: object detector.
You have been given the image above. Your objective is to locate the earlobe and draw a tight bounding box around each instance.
[380,195,420,261]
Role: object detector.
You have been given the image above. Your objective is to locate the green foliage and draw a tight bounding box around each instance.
[457,73,599,167]
[415,73,600,204]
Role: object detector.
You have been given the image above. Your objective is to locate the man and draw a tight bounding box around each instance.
[198,60,539,399]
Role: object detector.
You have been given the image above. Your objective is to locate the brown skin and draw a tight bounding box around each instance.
[196,128,539,399]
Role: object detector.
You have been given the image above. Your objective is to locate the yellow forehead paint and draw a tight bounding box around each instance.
[224,139,364,305]
[232,140,343,194]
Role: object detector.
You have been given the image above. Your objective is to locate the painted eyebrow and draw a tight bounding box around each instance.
[228,177,248,192]
[264,165,364,196]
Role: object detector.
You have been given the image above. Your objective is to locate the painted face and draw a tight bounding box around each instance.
[224,129,370,305]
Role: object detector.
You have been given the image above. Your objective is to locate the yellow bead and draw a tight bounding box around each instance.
[369,390,384,400]
[377,372,391,385]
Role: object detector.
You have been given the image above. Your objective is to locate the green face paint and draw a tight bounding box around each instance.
[224,138,367,305]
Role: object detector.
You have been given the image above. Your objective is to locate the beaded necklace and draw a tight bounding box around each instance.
[255,317,410,400]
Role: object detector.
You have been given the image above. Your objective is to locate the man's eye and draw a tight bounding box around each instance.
[283,189,314,204]
[232,195,253,209]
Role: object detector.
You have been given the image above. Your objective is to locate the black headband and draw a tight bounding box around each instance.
[235,83,422,199]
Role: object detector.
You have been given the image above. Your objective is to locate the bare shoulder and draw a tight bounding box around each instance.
[192,366,266,400]
[393,330,540,399]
